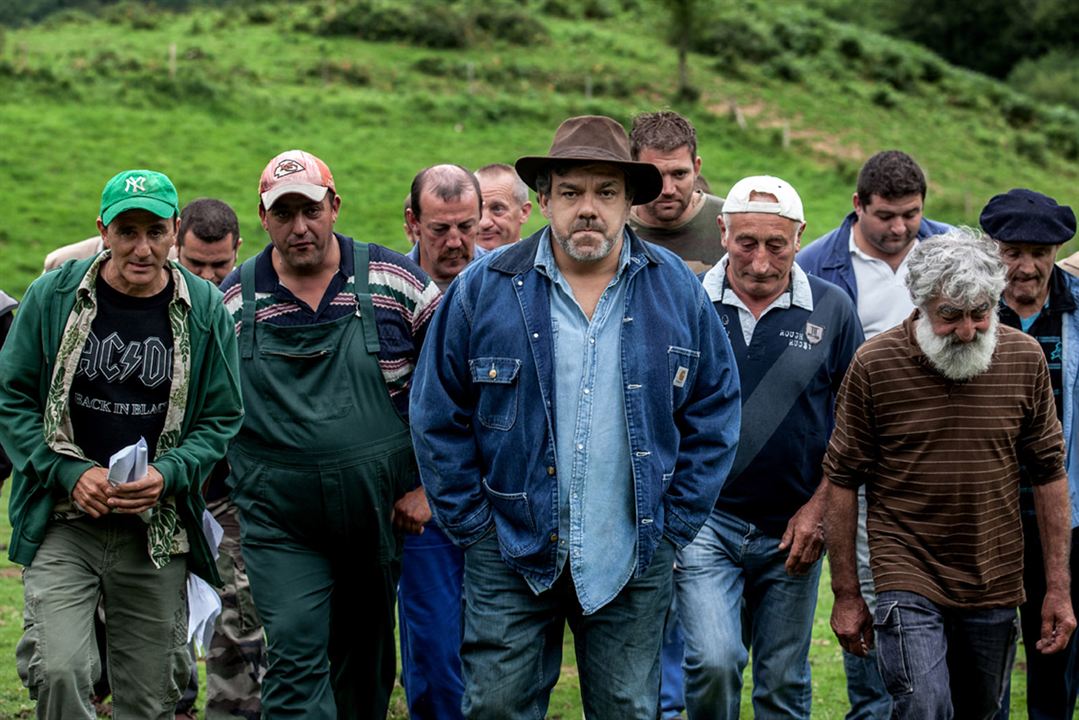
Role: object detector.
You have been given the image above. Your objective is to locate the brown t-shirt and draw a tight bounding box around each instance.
[825,312,1065,609]
[628,192,725,273]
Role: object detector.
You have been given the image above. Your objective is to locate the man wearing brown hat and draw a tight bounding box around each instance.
[410,115,741,717]
[219,150,441,719]
[981,188,1079,720]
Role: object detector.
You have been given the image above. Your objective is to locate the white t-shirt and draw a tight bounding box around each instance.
[849,230,914,339]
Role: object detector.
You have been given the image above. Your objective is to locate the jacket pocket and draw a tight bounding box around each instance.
[470,357,522,431]
[667,346,700,410]
[482,477,537,556]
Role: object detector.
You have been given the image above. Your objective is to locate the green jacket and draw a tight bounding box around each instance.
[0,254,243,585]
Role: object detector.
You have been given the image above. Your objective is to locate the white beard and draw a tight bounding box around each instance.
[914,311,999,381]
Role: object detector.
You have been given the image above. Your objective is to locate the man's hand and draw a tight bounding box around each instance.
[1037,587,1077,654]
[108,466,165,514]
[779,492,825,575]
[831,593,874,657]
[392,487,432,534]
[72,467,112,518]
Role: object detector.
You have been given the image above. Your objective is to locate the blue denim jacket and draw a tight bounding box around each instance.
[410,228,742,590]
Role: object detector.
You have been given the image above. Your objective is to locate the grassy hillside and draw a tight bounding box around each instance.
[0,0,1075,298]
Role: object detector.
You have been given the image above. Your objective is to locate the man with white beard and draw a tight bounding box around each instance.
[822,228,1076,720]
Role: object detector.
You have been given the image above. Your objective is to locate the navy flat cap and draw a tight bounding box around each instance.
[980,188,1076,245]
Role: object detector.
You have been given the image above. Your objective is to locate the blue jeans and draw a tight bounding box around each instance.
[461,528,673,719]
[399,523,465,720]
[844,489,892,720]
[660,588,686,719]
[874,591,1018,720]
[675,508,821,720]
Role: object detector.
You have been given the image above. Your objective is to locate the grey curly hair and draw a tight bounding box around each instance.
[905,227,1006,308]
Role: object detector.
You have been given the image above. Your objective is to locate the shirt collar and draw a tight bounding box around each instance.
[77,250,192,309]
[701,255,813,311]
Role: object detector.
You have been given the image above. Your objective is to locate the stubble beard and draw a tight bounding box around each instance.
[554,223,617,264]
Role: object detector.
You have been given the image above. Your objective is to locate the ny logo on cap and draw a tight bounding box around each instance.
[125,176,147,193]
[274,159,305,178]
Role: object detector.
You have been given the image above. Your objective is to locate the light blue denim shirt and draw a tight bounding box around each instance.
[534,228,636,613]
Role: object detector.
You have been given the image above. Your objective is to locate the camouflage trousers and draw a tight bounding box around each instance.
[206,498,267,720]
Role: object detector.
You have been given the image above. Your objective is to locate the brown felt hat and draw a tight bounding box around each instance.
[515,115,663,205]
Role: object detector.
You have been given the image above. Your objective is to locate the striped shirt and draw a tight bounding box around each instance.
[219,234,441,419]
[824,312,1065,608]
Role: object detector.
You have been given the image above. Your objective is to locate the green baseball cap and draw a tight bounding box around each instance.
[99,169,180,227]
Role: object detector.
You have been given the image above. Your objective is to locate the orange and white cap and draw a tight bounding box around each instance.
[259,149,336,209]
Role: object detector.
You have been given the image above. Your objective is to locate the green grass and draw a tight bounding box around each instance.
[0,1,1076,299]
[0,472,1031,717]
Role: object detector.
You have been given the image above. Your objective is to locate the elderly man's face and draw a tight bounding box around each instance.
[719,207,803,305]
[916,296,999,380]
[636,145,701,225]
[924,297,994,343]
[410,188,480,285]
[477,172,531,250]
[540,163,632,265]
[854,193,924,257]
[998,242,1060,308]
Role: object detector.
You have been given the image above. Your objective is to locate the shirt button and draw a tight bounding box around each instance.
[577,443,584,451]
[547,466,556,476]
[549,532,558,542]
[533,332,539,339]
[517,280,524,286]
[488,368,497,379]
[583,388,590,395]
[589,337,595,344]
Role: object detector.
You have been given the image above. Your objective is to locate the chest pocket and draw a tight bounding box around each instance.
[667,345,700,410]
[470,357,522,431]
[257,342,354,423]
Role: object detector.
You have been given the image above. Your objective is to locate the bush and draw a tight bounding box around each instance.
[871,87,899,108]
[774,20,827,56]
[1008,50,1079,112]
[836,35,863,61]
[470,6,547,46]
[867,48,920,92]
[246,6,275,25]
[1014,131,1049,165]
[1000,93,1038,129]
[692,17,782,65]
[314,1,470,50]
[769,56,804,83]
[305,59,371,86]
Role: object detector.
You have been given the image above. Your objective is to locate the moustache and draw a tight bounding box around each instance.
[572,220,607,234]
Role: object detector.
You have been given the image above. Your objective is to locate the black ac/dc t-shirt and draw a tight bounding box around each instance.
[69,274,174,468]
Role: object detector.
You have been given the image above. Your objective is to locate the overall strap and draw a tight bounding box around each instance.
[352,241,381,354]
[240,258,257,360]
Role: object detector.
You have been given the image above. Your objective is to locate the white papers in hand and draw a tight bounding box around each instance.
[107,437,148,486]
[202,509,224,561]
[107,437,151,522]
[187,573,222,652]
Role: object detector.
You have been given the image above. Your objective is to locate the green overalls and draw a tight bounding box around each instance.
[228,241,414,719]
